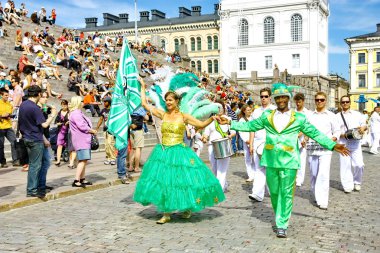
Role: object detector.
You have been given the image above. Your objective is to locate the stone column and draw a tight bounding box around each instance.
[368,49,374,90]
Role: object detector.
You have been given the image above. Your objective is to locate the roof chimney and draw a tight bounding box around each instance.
[140,11,150,22]
[119,13,129,23]
[214,4,220,14]
[191,6,201,16]
[151,9,166,21]
[179,7,191,18]
[377,23,380,32]
[85,17,98,28]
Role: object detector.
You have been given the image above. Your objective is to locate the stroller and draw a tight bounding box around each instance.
[49,127,69,162]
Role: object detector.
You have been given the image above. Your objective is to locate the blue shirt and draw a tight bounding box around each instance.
[19,100,46,142]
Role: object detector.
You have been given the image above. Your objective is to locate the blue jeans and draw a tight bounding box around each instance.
[24,140,44,195]
[38,147,51,191]
[117,146,127,178]
[231,136,237,153]
[142,123,148,133]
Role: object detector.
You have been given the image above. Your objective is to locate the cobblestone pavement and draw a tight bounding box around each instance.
[0,149,379,253]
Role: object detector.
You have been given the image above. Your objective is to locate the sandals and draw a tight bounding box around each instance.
[72,180,85,188]
[181,210,192,219]
[80,178,93,185]
[156,215,171,224]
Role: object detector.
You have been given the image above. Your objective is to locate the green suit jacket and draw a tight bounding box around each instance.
[231,110,336,169]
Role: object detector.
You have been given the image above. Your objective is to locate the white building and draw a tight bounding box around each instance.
[219,0,329,79]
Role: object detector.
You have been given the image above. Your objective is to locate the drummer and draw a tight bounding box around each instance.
[335,95,367,193]
[203,100,236,192]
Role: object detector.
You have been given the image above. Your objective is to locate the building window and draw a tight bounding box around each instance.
[239,57,246,71]
[191,37,195,51]
[377,52,380,62]
[213,36,218,50]
[214,59,219,73]
[292,54,300,68]
[197,37,202,51]
[376,74,380,87]
[191,61,196,69]
[264,17,275,44]
[207,36,212,50]
[174,39,179,52]
[358,53,366,64]
[291,14,302,42]
[161,39,166,51]
[238,18,248,46]
[197,60,202,73]
[207,60,213,73]
[265,56,272,70]
[180,38,185,45]
[358,74,366,88]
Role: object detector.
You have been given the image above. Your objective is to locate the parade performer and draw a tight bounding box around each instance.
[336,95,367,192]
[133,77,225,224]
[218,83,350,238]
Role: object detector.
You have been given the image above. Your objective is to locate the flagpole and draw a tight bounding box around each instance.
[134,0,138,43]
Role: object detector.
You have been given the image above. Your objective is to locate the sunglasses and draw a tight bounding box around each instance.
[341,101,350,104]
[315,99,326,102]
[260,95,269,98]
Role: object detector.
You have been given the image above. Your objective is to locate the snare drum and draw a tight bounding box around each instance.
[211,138,234,159]
[345,129,363,140]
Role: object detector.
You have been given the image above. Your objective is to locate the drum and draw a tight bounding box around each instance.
[212,138,234,159]
[345,129,363,140]
[256,142,265,159]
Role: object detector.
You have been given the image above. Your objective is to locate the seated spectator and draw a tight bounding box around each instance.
[39,7,52,25]
[19,3,28,17]
[140,59,151,75]
[0,72,11,90]
[34,52,61,80]
[83,89,101,117]
[34,69,62,98]
[3,7,21,27]
[30,11,40,25]
[18,51,36,74]
[22,32,33,55]
[50,9,56,25]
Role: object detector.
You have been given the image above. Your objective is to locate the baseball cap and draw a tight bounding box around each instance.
[103,96,112,102]
[0,72,6,77]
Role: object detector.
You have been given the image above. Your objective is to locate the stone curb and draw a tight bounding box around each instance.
[0,155,228,213]
[0,174,141,213]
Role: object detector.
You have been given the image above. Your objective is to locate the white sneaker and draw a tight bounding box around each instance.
[369,150,379,155]
[354,184,361,191]
[344,189,352,194]
[104,160,110,165]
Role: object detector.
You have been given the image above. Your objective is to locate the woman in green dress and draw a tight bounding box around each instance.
[133,78,225,224]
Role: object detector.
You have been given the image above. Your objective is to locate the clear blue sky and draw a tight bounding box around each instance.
[27,0,380,80]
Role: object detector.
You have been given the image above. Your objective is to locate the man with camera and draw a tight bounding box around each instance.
[0,89,20,168]
[336,95,367,193]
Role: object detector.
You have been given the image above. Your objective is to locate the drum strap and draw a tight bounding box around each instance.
[340,112,349,131]
[215,121,228,138]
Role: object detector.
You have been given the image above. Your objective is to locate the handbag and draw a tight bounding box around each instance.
[84,115,99,150]
[14,121,29,165]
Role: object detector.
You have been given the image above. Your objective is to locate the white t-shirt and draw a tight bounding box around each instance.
[204,116,235,145]
[370,112,380,133]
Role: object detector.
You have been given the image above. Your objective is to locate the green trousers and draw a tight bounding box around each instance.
[266,167,297,229]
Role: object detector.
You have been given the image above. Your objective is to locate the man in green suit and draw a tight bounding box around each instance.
[218,83,349,238]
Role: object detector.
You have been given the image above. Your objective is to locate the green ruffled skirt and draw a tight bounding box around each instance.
[133,143,225,213]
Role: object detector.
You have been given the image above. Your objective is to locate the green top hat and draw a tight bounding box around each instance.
[271,83,299,98]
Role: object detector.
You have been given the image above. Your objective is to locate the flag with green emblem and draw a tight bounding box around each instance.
[107,38,141,149]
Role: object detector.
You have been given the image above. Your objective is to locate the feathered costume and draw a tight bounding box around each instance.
[133,71,225,213]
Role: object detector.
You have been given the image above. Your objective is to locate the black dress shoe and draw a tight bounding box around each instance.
[45,185,54,190]
[276,228,287,238]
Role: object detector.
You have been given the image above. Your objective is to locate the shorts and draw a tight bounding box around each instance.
[130,130,144,148]
[76,149,91,161]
